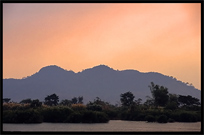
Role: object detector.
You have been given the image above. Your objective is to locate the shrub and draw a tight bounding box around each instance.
[65,111,109,123]
[168,118,175,123]
[103,109,118,120]
[71,104,86,112]
[169,111,180,122]
[95,112,109,123]
[3,109,43,123]
[15,109,43,123]
[119,111,129,120]
[82,110,97,123]
[137,113,146,121]
[165,102,178,110]
[80,110,109,123]
[25,109,43,123]
[179,112,197,122]
[3,110,17,123]
[195,111,201,121]
[128,113,138,121]
[86,104,102,111]
[65,112,83,123]
[157,115,168,123]
[42,106,73,122]
[146,109,161,117]
[145,115,155,122]
[3,103,27,110]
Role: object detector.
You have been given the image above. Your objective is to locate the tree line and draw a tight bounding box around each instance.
[3,82,201,123]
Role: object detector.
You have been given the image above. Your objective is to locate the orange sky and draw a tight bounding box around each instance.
[3,3,201,90]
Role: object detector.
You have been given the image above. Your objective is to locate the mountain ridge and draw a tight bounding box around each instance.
[3,65,200,104]
[3,65,164,79]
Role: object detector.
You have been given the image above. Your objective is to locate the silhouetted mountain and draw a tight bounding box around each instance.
[3,65,201,104]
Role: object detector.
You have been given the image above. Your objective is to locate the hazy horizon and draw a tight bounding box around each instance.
[3,3,201,90]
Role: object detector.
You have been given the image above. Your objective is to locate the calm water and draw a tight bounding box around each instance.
[3,120,201,132]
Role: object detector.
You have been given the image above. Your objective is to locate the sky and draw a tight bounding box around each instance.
[3,3,201,90]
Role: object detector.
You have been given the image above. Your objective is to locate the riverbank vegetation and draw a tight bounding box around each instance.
[3,82,201,124]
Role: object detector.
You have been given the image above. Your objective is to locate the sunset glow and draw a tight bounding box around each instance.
[3,3,201,90]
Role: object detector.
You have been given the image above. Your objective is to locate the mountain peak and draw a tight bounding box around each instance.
[39,65,65,72]
[93,64,113,70]
[81,64,115,73]
[35,65,73,77]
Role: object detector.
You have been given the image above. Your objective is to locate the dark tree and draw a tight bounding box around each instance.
[30,99,42,107]
[178,95,200,107]
[87,97,112,111]
[20,98,32,104]
[93,97,102,104]
[144,96,154,108]
[120,91,135,107]
[44,93,59,106]
[60,99,72,106]
[135,98,142,105]
[165,93,179,110]
[71,97,78,104]
[149,82,169,107]
[78,96,83,104]
[3,98,11,103]
[169,94,178,103]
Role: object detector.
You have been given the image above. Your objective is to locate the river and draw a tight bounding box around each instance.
[3,120,201,132]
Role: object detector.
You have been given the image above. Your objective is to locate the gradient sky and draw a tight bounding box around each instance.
[3,3,201,90]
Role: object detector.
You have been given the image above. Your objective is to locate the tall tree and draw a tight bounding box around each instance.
[60,99,72,106]
[135,98,142,106]
[78,96,83,104]
[30,99,42,107]
[165,93,179,110]
[178,95,200,107]
[44,93,59,106]
[149,82,169,107]
[120,91,135,107]
[71,97,78,104]
[169,94,178,103]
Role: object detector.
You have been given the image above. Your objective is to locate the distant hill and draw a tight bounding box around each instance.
[3,65,201,104]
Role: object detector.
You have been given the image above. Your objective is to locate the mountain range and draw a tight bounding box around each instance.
[3,65,201,104]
